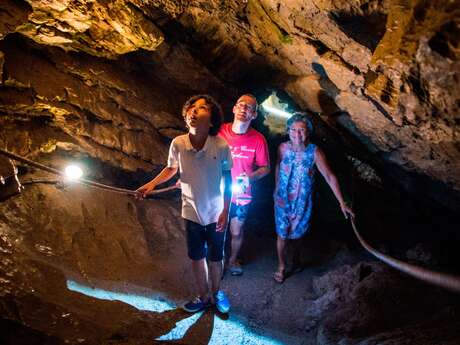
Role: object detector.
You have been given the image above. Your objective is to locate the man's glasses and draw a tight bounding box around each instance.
[235,102,257,112]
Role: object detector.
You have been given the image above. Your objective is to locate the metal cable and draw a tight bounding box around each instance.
[4,147,460,292]
[349,217,460,292]
[0,148,177,196]
[349,171,460,293]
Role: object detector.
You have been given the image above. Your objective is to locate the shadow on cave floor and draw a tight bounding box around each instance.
[34,219,460,345]
[2,184,460,345]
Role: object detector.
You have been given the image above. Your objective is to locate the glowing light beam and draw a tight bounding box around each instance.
[262,104,292,119]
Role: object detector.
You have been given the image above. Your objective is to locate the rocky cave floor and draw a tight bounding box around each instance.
[1,183,460,345]
[1,0,460,344]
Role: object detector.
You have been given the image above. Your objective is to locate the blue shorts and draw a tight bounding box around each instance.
[185,219,226,261]
[229,202,250,222]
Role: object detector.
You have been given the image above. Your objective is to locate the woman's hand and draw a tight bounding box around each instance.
[340,203,354,219]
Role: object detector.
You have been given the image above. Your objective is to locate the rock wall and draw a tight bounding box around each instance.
[1,0,459,208]
[0,1,459,344]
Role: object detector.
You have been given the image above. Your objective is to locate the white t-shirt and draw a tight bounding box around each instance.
[167,134,233,226]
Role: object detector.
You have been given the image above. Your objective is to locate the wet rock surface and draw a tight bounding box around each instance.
[1,0,460,344]
[0,1,458,206]
[0,184,459,344]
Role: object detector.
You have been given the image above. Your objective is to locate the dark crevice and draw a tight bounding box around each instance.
[428,21,460,60]
[329,10,387,52]
[0,317,64,345]
[307,38,330,55]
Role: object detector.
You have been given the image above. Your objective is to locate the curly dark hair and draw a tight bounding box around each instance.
[181,94,224,136]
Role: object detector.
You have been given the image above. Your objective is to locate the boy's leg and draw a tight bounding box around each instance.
[206,222,226,294]
[206,223,230,313]
[185,220,210,302]
[209,260,223,295]
[191,258,209,300]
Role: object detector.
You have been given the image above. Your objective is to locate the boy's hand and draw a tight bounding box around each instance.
[135,183,156,200]
[216,209,229,232]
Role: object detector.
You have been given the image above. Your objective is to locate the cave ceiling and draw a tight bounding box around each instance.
[0,0,459,209]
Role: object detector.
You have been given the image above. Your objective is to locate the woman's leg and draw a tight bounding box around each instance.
[274,235,287,282]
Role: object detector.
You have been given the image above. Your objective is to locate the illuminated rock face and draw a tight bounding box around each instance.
[0,1,460,344]
[0,0,458,208]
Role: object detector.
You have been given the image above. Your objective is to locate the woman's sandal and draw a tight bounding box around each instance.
[273,270,285,284]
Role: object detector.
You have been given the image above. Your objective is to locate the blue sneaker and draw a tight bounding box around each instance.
[183,297,210,313]
[214,290,230,314]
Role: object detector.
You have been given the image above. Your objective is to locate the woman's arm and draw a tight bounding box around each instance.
[315,147,354,219]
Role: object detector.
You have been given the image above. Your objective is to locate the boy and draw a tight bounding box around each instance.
[136,95,233,313]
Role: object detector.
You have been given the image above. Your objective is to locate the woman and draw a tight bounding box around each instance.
[273,112,354,283]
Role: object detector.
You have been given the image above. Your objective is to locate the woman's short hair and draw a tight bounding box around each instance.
[286,111,314,135]
[182,94,224,136]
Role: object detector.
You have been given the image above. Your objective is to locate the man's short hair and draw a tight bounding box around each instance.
[237,93,259,112]
[182,94,224,136]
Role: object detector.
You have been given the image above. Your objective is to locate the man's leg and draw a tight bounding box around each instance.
[228,216,244,268]
[185,220,210,311]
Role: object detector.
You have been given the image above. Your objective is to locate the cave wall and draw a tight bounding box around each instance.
[0,1,459,344]
[1,0,459,209]
[150,0,460,209]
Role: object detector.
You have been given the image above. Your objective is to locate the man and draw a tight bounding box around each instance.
[136,95,233,313]
[218,94,270,276]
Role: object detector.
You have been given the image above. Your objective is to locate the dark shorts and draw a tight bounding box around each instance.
[185,219,226,262]
[229,202,250,222]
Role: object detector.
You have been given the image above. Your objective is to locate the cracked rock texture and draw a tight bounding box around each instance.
[0,0,459,208]
[0,1,460,344]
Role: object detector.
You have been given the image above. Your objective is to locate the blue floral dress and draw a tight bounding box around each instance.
[274,142,316,239]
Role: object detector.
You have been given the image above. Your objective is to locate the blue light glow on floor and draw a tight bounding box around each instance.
[67,280,285,345]
[156,311,204,341]
[67,280,175,313]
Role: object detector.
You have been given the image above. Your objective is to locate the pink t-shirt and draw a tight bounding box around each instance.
[218,123,270,205]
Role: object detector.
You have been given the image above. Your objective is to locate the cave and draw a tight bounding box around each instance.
[1,1,460,344]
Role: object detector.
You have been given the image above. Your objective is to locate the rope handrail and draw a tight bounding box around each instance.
[0,148,177,196]
[2,147,460,292]
[349,217,460,292]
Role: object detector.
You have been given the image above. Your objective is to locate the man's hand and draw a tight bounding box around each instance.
[235,173,250,195]
[135,182,156,200]
[216,209,229,232]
